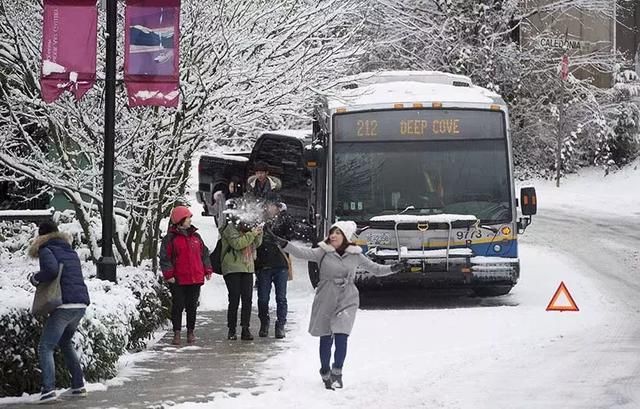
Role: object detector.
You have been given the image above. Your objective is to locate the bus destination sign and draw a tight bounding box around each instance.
[333,109,505,142]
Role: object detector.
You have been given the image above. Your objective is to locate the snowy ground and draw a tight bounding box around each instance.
[519,159,640,217]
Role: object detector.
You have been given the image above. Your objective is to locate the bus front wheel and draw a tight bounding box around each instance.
[472,285,513,297]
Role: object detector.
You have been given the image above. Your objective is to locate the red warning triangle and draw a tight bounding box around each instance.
[546,281,579,312]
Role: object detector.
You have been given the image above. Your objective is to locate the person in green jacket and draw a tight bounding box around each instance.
[220,213,263,340]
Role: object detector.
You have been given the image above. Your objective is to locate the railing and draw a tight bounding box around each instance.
[0,208,55,223]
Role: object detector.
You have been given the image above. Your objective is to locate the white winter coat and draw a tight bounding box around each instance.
[283,241,393,336]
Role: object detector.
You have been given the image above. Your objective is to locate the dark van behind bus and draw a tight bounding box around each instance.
[196,131,313,238]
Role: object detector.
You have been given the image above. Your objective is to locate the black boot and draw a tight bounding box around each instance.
[227,328,237,340]
[241,327,254,341]
[320,369,333,390]
[259,320,269,338]
[275,322,285,339]
[331,367,343,389]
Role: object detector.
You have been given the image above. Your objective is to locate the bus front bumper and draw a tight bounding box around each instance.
[357,255,520,288]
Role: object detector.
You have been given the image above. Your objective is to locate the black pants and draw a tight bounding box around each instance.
[170,284,201,332]
[224,273,254,328]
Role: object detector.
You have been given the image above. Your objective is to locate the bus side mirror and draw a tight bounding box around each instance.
[304,144,325,169]
[517,187,536,234]
[520,187,537,216]
[306,119,325,168]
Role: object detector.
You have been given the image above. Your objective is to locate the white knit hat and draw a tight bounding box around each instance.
[330,221,357,241]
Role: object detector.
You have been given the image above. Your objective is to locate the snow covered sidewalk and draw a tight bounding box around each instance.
[4,308,295,408]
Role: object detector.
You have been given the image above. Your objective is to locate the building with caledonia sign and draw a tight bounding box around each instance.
[520,0,640,87]
[538,37,589,50]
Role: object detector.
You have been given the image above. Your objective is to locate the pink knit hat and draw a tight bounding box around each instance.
[170,206,192,225]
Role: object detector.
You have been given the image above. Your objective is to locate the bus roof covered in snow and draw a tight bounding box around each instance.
[326,71,505,111]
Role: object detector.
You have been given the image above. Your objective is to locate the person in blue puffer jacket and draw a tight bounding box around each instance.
[28,221,90,404]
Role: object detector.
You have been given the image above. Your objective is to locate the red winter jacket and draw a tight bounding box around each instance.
[159,226,213,285]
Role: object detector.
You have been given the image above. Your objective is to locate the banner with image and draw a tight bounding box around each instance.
[124,0,181,107]
[40,0,97,103]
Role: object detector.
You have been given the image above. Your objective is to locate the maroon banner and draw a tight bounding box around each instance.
[40,0,97,103]
[124,0,181,107]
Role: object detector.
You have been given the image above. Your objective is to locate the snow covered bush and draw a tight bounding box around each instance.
[0,309,42,397]
[595,100,640,170]
[0,221,35,256]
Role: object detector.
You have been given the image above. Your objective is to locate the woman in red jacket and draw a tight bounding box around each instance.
[160,206,213,345]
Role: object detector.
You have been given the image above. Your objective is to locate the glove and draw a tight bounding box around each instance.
[265,227,288,248]
[390,260,409,274]
[28,273,39,287]
[28,273,39,286]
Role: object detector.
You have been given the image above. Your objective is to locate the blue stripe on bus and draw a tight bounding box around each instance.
[471,240,518,258]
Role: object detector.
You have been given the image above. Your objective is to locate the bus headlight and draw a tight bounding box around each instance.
[493,244,502,253]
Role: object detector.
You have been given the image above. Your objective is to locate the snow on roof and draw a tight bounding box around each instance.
[0,208,54,217]
[370,214,478,224]
[327,71,503,110]
[265,129,312,140]
[329,81,501,110]
[199,152,248,162]
[342,70,473,87]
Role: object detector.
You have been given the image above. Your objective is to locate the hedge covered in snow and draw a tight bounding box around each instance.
[0,221,170,397]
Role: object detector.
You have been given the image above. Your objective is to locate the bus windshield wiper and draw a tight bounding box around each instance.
[400,205,415,214]
[478,225,498,233]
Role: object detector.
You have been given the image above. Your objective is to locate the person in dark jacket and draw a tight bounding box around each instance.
[28,221,90,403]
[247,161,281,199]
[255,195,295,338]
[160,206,213,346]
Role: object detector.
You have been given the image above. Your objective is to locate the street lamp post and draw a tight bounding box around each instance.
[96,0,118,282]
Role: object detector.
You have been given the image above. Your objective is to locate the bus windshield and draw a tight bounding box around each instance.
[333,139,512,223]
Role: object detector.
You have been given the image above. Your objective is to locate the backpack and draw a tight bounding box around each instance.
[209,225,227,275]
[209,239,224,275]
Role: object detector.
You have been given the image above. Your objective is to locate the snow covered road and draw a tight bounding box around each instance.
[520,210,640,408]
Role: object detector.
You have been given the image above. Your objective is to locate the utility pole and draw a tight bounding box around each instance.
[556,77,565,188]
[96,0,117,282]
[612,0,617,58]
[556,48,569,188]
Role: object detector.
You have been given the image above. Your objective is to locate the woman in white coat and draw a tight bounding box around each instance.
[268,221,406,389]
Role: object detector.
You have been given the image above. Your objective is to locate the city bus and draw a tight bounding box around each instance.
[304,71,537,296]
